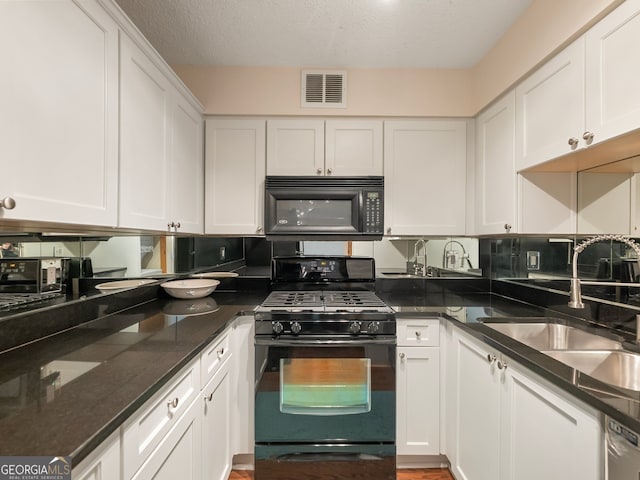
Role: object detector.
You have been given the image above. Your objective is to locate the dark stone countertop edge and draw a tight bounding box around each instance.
[69,306,256,467]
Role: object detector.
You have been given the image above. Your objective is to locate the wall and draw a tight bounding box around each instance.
[173,0,620,117]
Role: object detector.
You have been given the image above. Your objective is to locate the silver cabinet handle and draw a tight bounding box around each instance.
[386,227,391,234]
[415,331,422,338]
[167,397,179,409]
[217,347,225,357]
[504,224,512,232]
[316,168,323,175]
[497,360,508,370]
[174,222,181,229]
[256,226,263,233]
[487,354,497,363]
[582,131,594,144]
[204,392,214,402]
[167,222,173,229]
[0,197,16,210]
[399,353,405,359]
[568,137,579,148]
[327,168,332,175]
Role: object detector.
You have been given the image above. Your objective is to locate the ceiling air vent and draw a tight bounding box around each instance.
[301,70,347,108]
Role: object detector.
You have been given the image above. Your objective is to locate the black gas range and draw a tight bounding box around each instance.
[253,256,396,480]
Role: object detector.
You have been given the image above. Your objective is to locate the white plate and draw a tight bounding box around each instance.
[95,279,156,291]
[160,278,221,299]
[191,271,239,279]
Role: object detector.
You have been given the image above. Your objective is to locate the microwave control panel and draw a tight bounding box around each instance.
[363,191,383,232]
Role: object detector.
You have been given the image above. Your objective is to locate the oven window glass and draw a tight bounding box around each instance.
[280,358,371,415]
[276,200,352,227]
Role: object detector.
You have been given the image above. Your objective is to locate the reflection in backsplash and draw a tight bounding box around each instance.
[486,237,637,281]
[484,236,640,307]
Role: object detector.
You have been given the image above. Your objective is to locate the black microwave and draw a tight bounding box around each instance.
[264,176,384,240]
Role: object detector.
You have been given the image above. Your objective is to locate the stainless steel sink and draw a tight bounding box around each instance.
[542,350,640,392]
[485,322,622,350]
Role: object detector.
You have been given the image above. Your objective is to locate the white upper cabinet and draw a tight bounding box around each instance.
[516,0,640,171]
[205,119,266,235]
[475,92,517,235]
[586,0,640,145]
[325,120,383,176]
[266,119,383,176]
[169,95,204,234]
[119,34,172,232]
[119,34,203,234]
[384,120,467,236]
[266,119,324,176]
[515,39,585,171]
[0,0,119,227]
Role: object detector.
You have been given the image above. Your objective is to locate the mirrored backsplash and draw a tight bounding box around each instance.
[482,236,640,308]
[3,231,640,309]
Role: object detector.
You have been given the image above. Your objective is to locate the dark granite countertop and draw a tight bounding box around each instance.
[3,284,640,469]
[0,291,265,467]
[381,290,640,433]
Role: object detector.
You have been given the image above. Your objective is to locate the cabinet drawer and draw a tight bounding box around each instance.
[122,359,200,480]
[397,318,439,346]
[200,328,231,388]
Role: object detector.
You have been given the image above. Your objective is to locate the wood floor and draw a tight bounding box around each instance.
[228,468,454,480]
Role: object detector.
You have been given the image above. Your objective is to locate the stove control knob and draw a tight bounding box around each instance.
[368,321,380,334]
[349,321,362,334]
[291,321,302,335]
[272,322,284,335]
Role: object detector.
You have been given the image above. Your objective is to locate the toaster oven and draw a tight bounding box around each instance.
[0,258,67,294]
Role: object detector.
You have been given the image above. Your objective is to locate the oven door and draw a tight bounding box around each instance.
[254,338,395,444]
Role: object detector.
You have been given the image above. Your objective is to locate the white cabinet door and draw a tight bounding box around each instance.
[586,0,640,146]
[73,431,120,480]
[266,119,324,176]
[475,92,517,235]
[501,362,603,480]
[202,357,232,480]
[168,95,203,234]
[119,34,171,231]
[518,172,577,234]
[0,0,118,227]
[515,39,585,171]
[231,316,255,456]
[205,119,266,235]
[130,397,202,480]
[384,120,467,236]
[396,346,439,456]
[325,120,383,176]
[451,331,501,480]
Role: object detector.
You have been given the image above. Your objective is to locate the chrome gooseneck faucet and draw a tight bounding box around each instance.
[568,234,640,309]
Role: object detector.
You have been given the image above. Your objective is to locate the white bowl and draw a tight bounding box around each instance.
[96,279,156,291]
[190,271,239,279]
[160,279,220,299]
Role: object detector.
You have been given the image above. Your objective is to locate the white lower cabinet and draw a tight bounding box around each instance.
[202,355,232,480]
[130,396,202,480]
[448,329,604,480]
[396,318,440,458]
[72,430,121,480]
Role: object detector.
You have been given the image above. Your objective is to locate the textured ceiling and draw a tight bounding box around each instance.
[115,0,533,68]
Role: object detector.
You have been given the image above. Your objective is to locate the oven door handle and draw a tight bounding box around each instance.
[275,452,387,463]
[255,337,396,346]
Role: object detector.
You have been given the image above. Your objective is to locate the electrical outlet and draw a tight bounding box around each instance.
[527,251,540,270]
[219,246,226,261]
